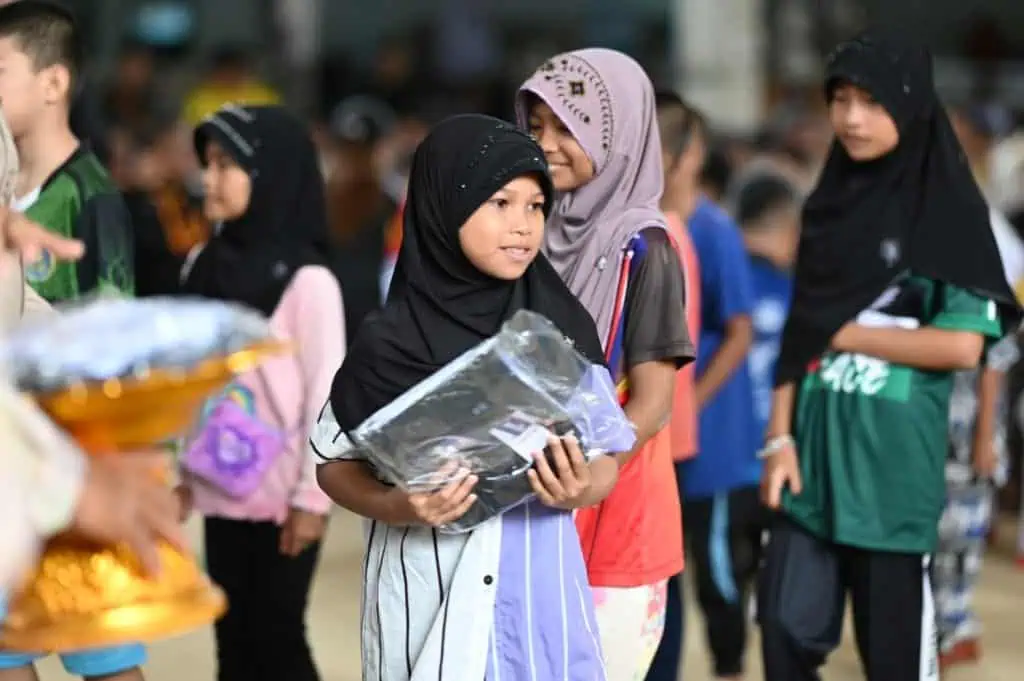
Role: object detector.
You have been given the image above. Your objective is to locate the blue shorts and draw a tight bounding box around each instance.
[0,595,146,675]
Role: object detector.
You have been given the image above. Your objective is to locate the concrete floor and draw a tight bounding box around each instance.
[35,511,1024,681]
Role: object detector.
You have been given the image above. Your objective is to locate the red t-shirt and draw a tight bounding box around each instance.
[575,228,693,587]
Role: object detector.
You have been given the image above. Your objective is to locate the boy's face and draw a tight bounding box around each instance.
[0,36,56,138]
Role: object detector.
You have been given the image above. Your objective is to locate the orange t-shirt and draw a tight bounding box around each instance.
[666,212,701,461]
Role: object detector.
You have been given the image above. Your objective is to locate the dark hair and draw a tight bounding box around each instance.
[699,146,733,200]
[733,173,799,228]
[654,88,706,165]
[0,0,79,96]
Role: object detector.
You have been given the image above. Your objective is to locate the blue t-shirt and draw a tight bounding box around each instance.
[681,198,759,499]
[747,256,793,443]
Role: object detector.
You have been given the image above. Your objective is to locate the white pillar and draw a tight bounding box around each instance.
[670,0,766,134]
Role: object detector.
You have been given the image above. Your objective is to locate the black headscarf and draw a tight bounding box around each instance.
[182,105,330,315]
[775,32,1020,385]
[330,114,605,432]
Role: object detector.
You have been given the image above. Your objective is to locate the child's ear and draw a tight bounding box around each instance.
[43,64,71,105]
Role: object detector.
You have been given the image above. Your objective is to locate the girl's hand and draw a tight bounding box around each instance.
[280,508,328,557]
[390,468,478,527]
[972,441,998,479]
[760,438,802,509]
[528,434,593,510]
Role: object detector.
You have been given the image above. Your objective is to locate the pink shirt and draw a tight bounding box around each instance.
[187,265,345,523]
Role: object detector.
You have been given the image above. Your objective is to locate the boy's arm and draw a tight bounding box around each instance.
[694,223,755,407]
[75,194,135,297]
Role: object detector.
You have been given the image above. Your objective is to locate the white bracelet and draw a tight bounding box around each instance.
[757,434,795,460]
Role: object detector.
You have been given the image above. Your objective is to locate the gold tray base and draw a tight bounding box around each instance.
[1,583,226,653]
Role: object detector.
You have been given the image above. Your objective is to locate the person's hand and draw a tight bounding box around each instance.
[528,434,594,510]
[760,438,802,509]
[973,441,999,479]
[70,453,186,577]
[388,466,478,527]
[174,484,194,523]
[279,508,328,557]
[2,206,84,263]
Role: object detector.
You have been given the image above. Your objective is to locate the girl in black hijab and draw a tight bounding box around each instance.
[757,33,1019,681]
[313,114,618,681]
[179,105,344,681]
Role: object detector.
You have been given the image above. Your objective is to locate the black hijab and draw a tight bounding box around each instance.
[182,105,330,316]
[330,114,605,432]
[775,32,1020,385]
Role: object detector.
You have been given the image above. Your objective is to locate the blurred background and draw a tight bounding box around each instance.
[73,0,1024,516]
[31,0,1024,679]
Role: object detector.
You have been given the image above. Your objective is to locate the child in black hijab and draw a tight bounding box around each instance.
[757,32,1019,681]
[178,105,344,681]
[313,114,618,681]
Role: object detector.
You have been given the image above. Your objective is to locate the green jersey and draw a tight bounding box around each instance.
[21,147,134,301]
[782,277,1002,553]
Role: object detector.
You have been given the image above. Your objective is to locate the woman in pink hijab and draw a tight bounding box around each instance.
[517,48,695,680]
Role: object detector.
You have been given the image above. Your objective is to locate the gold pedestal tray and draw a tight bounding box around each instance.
[1,343,281,653]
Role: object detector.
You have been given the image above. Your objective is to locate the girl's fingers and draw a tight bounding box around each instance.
[439,493,477,526]
[533,448,567,500]
[527,469,556,507]
[546,435,575,482]
[562,434,590,481]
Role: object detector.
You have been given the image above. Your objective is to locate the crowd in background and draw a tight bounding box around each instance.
[79,31,1024,518]
[3,4,1018,679]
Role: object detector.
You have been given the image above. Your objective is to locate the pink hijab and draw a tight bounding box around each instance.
[516,48,667,345]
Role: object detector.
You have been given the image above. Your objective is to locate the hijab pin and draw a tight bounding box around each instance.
[596,256,608,271]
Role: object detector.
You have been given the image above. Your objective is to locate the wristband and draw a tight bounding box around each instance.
[757,434,795,460]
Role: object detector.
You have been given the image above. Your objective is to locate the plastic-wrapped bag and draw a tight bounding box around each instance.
[349,309,635,533]
[1,296,271,394]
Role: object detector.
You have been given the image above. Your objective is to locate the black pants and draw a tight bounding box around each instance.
[647,484,766,680]
[758,516,939,681]
[205,517,322,681]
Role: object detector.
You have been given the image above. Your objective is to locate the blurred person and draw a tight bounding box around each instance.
[934,114,1024,668]
[182,47,281,127]
[937,336,1018,670]
[103,39,157,135]
[178,105,343,681]
[0,0,134,305]
[121,114,208,297]
[676,110,760,681]
[699,145,734,205]
[0,3,141,678]
[0,189,184,634]
[728,171,800,440]
[758,32,1018,681]
[314,113,614,681]
[324,95,397,342]
[0,210,183,604]
[519,49,694,681]
[950,103,1014,199]
[643,89,705,681]
[364,34,425,115]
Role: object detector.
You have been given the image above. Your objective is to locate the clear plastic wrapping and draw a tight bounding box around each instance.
[351,309,636,533]
[1,297,272,394]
